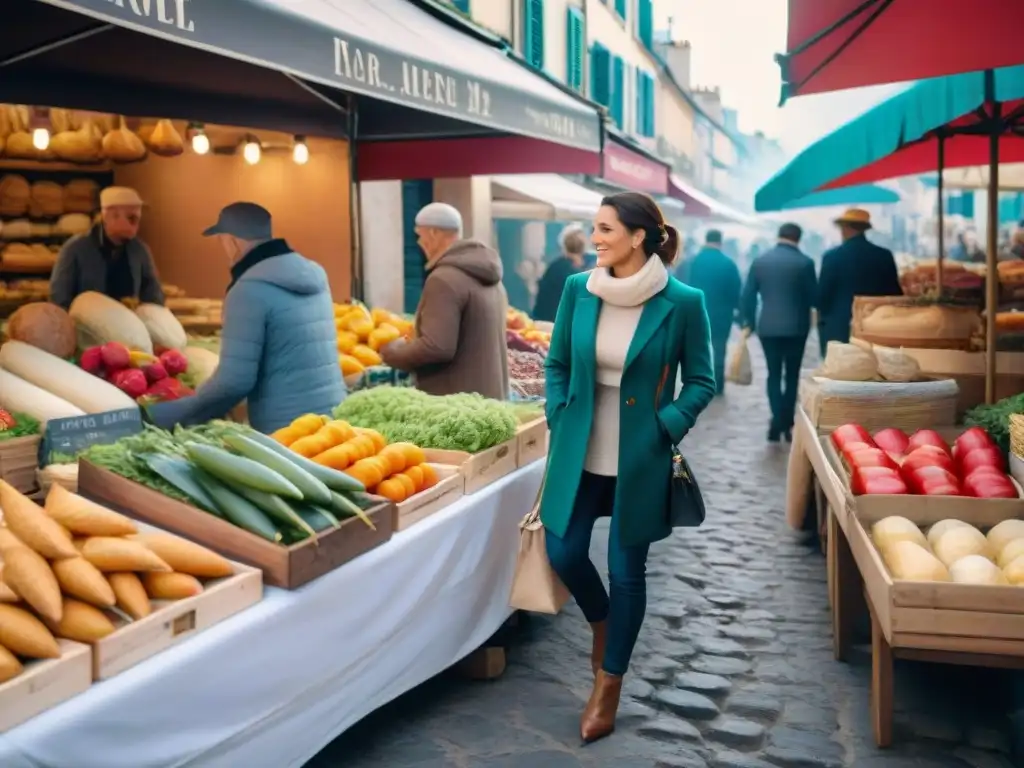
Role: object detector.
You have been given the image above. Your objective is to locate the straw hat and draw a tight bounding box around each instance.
[100,186,144,209]
[834,208,872,228]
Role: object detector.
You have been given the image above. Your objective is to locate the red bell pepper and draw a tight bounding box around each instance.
[904,464,961,495]
[953,426,996,460]
[962,468,1018,498]
[847,447,899,470]
[850,466,906,495]
[873,428,910,457]
[907,429,950,455]
[901,445,955,475]
[831,423,873,452]
[958,446,1006,477]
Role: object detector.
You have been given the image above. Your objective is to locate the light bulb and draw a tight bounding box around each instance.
[243,140,261,165]
[32,128,50,151]
[191,131,210,155]
[292,140,309,165]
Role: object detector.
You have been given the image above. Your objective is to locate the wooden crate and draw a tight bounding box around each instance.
[423,439,517,494]
[516,417,548,468]
[0,435,41,494]
[393,464,464,531]
[796,407,851,527]
[0,640,92,733]
[77,461,395,589]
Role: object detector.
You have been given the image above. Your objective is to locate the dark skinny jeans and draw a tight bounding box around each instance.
[545,472,650,676]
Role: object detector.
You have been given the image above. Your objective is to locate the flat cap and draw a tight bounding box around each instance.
[415,202,463,232]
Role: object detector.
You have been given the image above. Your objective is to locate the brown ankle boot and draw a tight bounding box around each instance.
[580,670,623,743]
[589,621,607,676]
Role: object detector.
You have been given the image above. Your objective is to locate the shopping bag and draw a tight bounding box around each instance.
[509,477,569,614]
[726,329,753,386]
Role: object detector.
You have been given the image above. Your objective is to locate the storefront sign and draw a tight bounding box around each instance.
[40,408,142,461]
[48,0,601,152]
[602,141,670,194]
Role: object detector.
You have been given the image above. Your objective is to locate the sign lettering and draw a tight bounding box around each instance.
[104,0,194,32]
[41,408,143,462]
[608,155,655,182]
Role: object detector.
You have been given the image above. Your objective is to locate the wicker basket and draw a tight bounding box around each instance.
[1010,414,1024,459]
[36,463,78,495]
[0,435,41,494]
[851,296,980,351]
[799,376,959,433]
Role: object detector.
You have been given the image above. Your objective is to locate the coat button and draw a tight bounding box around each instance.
[626,397,636,406]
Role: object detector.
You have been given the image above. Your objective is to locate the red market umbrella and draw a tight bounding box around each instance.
[777,0,1024,103]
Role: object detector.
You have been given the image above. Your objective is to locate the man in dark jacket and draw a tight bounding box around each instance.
[742,223,817,442]
[817,208,902,357]
[381,203,509,400]
[680,229,741,395]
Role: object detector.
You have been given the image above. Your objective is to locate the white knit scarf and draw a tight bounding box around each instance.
[586,255,668,307]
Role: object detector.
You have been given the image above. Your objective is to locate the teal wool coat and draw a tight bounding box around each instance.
[539,272,717,548]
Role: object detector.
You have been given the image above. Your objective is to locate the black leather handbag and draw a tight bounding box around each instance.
[656,364,706,528]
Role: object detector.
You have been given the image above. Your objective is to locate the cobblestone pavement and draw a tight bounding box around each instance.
[309,338,1020,768]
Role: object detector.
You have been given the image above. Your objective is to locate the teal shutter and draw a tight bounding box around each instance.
[590,43,611,106]
[565,7,584,92]
[611,55,624,128]
[401,180,433,313]
[637,0,653,49]
[495,220,530,312]
[452,0,470,12]
[614,0,627,19]
[635,68,645,135]
[645,72,656,136]
[524,0,545,69]
[961,191,975,219]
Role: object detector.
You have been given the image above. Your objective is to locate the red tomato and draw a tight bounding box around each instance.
[963,469,1018,498]
[958,446,1006,477]
[953,426,996,459]
[901,445,955,475]
[873,428,910,457]
[907,429,950,455]
[850,466,906,495]
[847,447,898,470]
[831,423,873,451]
[904,465,961,495]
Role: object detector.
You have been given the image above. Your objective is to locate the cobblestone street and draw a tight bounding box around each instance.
[310,339,1019,768]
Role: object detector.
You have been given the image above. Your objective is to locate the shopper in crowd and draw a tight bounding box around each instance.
[541,191,715,743]
[817,208,902,357]
[147,202,343,433]
[742,222,817,443]
[532,223,587,321]
[949,227,986,262]
[677,229,741,395]
[380,202,509,400]
[49,186,165,309]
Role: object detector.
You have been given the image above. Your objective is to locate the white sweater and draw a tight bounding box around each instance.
[583,256,669,476]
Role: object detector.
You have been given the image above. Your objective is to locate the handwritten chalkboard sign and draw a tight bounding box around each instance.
[41,408,143,463]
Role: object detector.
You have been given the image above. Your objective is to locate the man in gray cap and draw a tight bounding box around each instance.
[147,202,344,433]
[380,202,509,399]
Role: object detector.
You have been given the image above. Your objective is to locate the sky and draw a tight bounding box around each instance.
[656,0,907,156]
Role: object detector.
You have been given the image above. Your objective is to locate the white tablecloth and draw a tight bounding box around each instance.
[0,462,544,768]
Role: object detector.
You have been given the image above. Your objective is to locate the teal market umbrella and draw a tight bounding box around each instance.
[775,184,899,210]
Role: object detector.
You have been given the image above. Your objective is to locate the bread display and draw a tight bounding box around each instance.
[0,175,30,217]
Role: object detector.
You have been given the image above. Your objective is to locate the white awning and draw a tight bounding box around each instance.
[942,164,1024,191]
[669,175,759,226]
[491,174,605,221]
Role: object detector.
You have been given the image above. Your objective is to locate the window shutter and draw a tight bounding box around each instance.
[401,180,433,313]
[565,7,584,92]
[523,0,545,70]
[452,0,470,13]
[590,43,611,106]
[645,72,656,136]
[637,0,653,48]
[635,68,645,135]
[611,55,624,128]
[614,0,627,19]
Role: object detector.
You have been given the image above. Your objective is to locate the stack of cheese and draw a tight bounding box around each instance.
[0,480,234,684]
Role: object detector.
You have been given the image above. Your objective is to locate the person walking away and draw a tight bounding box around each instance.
[147,203,344,434]
[533,224,586,321]
[541,192,716,743]
[380,203,509,400]
[50,186,165,309]
[949,228,986,262]
[817,209,902,358]
[681,230,741,395]
[742,223,817,443]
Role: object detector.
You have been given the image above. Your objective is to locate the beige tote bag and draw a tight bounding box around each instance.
[509,474,570,614]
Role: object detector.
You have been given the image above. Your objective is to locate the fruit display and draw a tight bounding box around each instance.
[77,342,194,404]
[0,479,235,683]
[333,301,414,378]
[869,514,1024,586]
[831,423,1018,498]
[0,409,38,442]
[272,413,439,504]
[75,421,375,544]
[333,387,519,454]
[506,309,550,352]
[508,347,545,400]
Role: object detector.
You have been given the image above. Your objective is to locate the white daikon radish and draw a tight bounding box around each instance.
[1004,555,1024,586]
[881,541,950,582]
[987,520,1024,555]
[872,516,929,553]
[998,537,1024,570]
[0,367,84,425]
[950,555,1008,586]
[926,519,970,550]
[0,341,137,414]
[933,525,991,568]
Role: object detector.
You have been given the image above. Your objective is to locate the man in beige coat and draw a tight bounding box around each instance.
[380,203,509,400]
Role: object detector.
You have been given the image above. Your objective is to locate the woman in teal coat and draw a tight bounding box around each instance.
[540,192,716,743]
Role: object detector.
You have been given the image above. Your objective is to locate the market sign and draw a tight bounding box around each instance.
[43,0,601,152]
[602,141,670,195]
[40,408,142,462]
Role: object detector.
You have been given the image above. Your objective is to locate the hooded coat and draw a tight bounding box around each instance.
[382,240,509,400]
[148,244,344,433]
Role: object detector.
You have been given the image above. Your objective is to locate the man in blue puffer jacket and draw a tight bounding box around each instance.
[148,202,345,434]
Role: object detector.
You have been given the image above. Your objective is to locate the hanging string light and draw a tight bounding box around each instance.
[292,135,309,165]
[188,122,210,155]
[242,135,261,165]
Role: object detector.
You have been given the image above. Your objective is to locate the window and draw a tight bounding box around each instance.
[523,0,544,70]
[611,55,625,128]
[451,0,470,12]
[590,43,611,106]
[565,7,585,92]
[636,0,653,49]
[614,0,627,20]
[635,69,656,137]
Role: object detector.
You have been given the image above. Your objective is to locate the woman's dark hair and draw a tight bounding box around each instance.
[600,192,679,266]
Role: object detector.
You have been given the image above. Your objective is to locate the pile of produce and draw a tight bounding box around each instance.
[78,341,193,403]
[870,515,1024,586]
[76,421,375,544]
[965,392,1024,457]
[333,387,518,453]
[0,479,235,683]
[508,348,545,399]
[0,409,38,441]
[272,414,438,504]
[507,308,550,352]
[832,423,1018,498]
[334,302,413,377]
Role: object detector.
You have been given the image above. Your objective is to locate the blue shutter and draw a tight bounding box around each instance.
[645,72,656,137]
[637,0,653,49]
[961,191,975,219]
[590,43,611,106]
[401,180,433,313]
[523,0,545,69]
[565,7,584,92]
[452,0,470,12]
[495,220,530,312]
[614,0,627,19]
[611,55,624,128]
[635,69,646,136]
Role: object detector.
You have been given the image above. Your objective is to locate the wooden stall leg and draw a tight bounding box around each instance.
[830,513,862,662]
[456,646,507,681]
[815,481,828,556]
[826,507,836,611]
[870,612,894,748]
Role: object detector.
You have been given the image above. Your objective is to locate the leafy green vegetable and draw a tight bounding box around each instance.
[964,392,1024,457]
[0,412,40,441]
[332,387,518,453]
